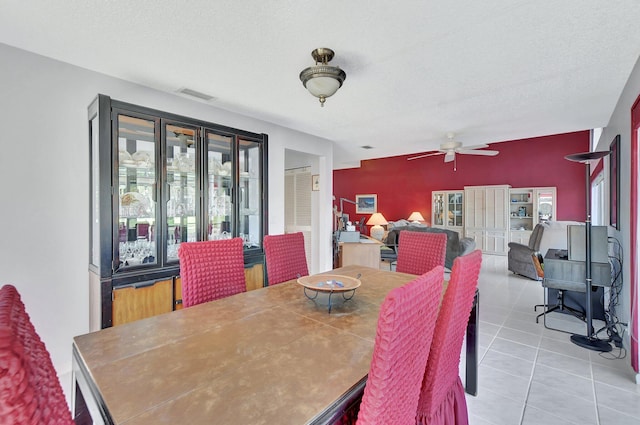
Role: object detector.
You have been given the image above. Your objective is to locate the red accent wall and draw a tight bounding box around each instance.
[334,131,589,226]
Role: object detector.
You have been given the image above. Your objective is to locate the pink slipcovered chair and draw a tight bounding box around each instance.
[0,284,74,424]
[263,232,309,285]
[416,250,483,425]
[396,231,447,275]
[178,238,246,307]
[356,266,445,425]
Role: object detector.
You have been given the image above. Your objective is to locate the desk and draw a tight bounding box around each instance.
[338,238,382,269]
[543,249,611,320]
[72,265,478,425]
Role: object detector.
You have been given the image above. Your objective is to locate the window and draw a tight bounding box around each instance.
[591,172,605,226]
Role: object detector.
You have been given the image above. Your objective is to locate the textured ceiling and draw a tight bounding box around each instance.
[2,0,640,168]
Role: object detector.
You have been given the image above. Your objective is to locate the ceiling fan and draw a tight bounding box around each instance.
[407,133,499,165]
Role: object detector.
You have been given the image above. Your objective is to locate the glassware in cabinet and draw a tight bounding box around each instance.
[238,137,262,251]
[116,114,158,269]
[165,124,199,262]
[204,130,234,242]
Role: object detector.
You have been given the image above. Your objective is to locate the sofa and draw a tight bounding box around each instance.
[383,223,476,269]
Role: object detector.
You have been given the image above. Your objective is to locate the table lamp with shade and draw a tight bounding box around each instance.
[407,211,425,224]
[366,212,388,241]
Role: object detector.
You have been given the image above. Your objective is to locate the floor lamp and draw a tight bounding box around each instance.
[565,150,613,352]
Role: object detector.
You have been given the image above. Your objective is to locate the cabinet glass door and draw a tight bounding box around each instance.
[238,138,262,250]
[205,130,234,241]
[448,192,463,226]
[165,124,199,262]
[116,114,158,270]
[433,193,445,226]
[537,189,554,222]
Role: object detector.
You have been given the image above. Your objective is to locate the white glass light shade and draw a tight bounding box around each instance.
[299,50,346,106]
[304,74,341,98]
[407,211,425,222]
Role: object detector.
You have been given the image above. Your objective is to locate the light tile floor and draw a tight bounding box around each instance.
[461,254,640,425]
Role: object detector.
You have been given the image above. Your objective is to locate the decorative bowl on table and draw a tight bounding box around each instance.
[296,274,361,313]
[296,274,361,292]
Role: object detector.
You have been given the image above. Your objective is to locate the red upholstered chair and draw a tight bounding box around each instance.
[178,238,246,308]
[263,232,309,285]
[0,284,74,425]
[416,250,483,425]
[355,266,444,425]
[396,231,447,275]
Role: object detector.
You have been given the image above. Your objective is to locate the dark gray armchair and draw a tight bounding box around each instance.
[507,224,545,280]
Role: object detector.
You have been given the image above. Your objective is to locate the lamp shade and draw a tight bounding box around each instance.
[407,211,425,222]
[366,212,388,241]
[366,213,388,226]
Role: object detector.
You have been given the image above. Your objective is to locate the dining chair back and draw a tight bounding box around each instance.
[263,232,309,285]
[416,249,483,425]
[0,284,74,424]
[178,238,246,307]
[396,231,447,275]
[356,266,444,425]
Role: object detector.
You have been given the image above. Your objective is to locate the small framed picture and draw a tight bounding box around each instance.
[311,174,319,191]
[355,194,377,214]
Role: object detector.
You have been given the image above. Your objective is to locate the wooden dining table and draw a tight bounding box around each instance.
[72,265,478,425]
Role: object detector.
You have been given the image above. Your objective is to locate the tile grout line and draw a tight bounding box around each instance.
[518,283,536,425]
[589,354,602,425]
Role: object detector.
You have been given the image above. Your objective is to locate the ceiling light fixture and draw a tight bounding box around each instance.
[299,48,346,107]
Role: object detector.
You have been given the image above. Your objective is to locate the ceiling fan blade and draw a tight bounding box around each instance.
[444,151,455,162]
[457,149,499,156]
[407,152,444,161]
[458,144,489,150]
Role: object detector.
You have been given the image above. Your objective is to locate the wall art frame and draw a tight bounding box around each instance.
[610,134,620,229]
[355,194,377,214]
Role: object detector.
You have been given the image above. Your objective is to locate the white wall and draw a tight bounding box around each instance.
[0,43,335,395]
[596,55,640,374]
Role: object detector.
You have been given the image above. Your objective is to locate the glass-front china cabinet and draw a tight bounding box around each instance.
[432,190,464,237]
[89,95,268,328]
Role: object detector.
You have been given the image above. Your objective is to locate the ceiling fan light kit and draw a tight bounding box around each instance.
[300,48,346,107]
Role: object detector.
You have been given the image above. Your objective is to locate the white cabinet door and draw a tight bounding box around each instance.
[485,231,508,255]
[465,229,485,251]
[509,230,531,245]
[464,185,510,255]
[464,188,485,229]
[485,186,509,229]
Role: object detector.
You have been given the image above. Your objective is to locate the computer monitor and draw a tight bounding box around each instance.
[567,225,608,263]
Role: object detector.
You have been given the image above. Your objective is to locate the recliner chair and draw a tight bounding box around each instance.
[507,223,545,280]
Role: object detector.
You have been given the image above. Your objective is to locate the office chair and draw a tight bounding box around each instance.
[534,279,586,329]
